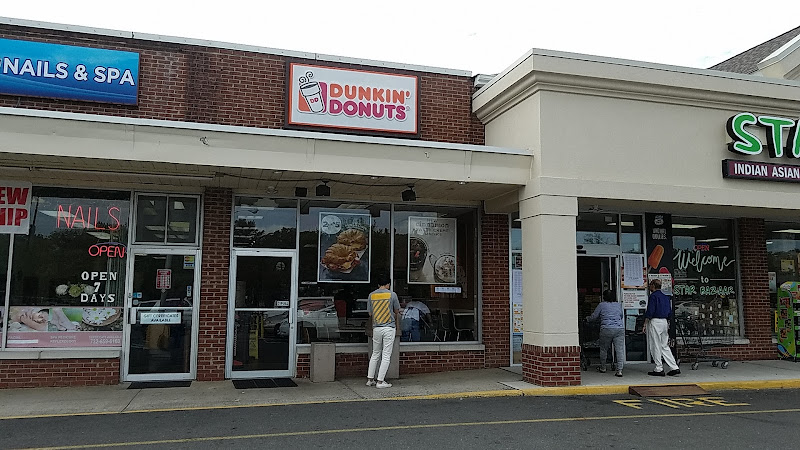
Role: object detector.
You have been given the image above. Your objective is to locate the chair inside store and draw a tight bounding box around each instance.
[450,310,473,341]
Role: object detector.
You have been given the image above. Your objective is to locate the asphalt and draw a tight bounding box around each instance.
[2,359,800,419]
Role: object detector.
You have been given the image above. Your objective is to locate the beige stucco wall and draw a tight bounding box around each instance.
[475,48,800,349]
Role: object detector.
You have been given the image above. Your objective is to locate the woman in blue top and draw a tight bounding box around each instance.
[586,289,625,377]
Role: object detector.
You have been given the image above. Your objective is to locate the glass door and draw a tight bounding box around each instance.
[123,248,200,381]
[226,249,297,378]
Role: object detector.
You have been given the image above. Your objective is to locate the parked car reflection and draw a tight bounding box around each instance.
[277,297,368,343]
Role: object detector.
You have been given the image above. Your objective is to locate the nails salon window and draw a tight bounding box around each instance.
[2,188,130,349]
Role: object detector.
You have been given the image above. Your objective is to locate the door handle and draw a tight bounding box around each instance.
[129,307,137,325]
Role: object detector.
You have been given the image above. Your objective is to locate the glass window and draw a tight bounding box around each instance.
[393,205,478,342]
[6,187,130,348]
[620,214,643,254]
[577,213,619,246]
[0,234,9,348]
[135,195,199,244]
[765,221,800,345]
[672,217,739,337]
[233,197,297,249]
[296,200,390,344]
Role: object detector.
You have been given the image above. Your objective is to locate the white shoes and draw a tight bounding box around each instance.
[366,379,376,386]
[376,380,392,388]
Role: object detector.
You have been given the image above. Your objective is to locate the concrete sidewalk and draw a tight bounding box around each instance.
[2,360,800,419]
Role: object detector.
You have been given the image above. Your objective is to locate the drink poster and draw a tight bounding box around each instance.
[318,212,371,283]
[408,217,457,284]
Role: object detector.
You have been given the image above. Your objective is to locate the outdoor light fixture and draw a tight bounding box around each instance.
[316,181,331,197]
[401,185,416,202]
[295,187,308,197]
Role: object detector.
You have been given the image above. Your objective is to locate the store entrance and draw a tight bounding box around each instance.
[226,249,297,379]
[123,248,200,381]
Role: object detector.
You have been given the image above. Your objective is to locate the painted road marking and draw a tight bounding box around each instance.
[614,396,750,410]
[20,407,800,450]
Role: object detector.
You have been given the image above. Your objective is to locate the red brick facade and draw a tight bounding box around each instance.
[197,188,232,381]
[0,24,483,145]
[521,345,581,386]
[0,358,119,389]
[481,214,510,367]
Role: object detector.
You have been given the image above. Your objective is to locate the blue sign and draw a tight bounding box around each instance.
[0,38,139,105]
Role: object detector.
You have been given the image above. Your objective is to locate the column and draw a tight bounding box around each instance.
[520,193,581,386]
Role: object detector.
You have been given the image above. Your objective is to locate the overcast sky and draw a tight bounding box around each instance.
[4,1,800,75]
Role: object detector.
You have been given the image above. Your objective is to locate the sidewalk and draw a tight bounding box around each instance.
[2,360,800,419]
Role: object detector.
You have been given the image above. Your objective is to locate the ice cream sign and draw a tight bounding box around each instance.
[287,63,418,135]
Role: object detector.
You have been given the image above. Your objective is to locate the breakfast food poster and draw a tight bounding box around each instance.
[318,212,371,283]
[408,216,457,284]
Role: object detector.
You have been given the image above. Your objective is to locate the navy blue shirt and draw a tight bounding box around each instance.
[645,289,672,319]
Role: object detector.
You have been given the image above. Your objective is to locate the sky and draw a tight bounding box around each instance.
[3,1,800,75]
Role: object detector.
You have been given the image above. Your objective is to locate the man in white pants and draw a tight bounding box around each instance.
[643,278,680,376]
[366,274,401,388]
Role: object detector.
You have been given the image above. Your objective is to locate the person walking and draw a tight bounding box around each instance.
[586,289,626,377]
[366,273,401,388]
[643,278,680,376]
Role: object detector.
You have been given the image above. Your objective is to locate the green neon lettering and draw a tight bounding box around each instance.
[726,113,761,155]
[758,116,795,158]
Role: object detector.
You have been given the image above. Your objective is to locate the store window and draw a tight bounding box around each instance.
[765,222,800,341]
[4,188,130,349]
[135,194,199,244]
[577,213,619,246]
[296,200,391,344]
[510,214,522,364]
[393,205,478,342]
[671,217,739,336]
[233,197,297,248]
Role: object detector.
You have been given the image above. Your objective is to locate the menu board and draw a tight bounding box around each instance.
[408,217,457,284]
[512,268,523,333]
[318,212,371,283]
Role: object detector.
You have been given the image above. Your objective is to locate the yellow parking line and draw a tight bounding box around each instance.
[23,407,800,450]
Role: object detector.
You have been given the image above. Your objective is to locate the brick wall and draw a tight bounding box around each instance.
[197,188,232,381]
[296,354,310,378]
[400,350,485,374]
[0,24,483,145]
[0,359,119,388]
[522,345,581,386]
[481,214,510,367]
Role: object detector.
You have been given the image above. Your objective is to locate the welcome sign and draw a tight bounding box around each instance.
[0,38,139,105]
[287,63,418,135]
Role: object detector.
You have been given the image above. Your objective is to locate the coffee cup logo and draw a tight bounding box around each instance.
[299,71,325,113]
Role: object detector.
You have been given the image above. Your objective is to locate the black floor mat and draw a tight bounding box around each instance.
[232,378,298,389]
[128,381,192,389]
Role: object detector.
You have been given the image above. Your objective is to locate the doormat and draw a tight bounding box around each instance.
[128,381,192,389]
[232,378,298,389]
[629,384,707,397]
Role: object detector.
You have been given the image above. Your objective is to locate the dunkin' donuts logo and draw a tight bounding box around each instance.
[288,63,418,134]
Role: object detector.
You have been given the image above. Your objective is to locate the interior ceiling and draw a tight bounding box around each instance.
[0,153,520,205]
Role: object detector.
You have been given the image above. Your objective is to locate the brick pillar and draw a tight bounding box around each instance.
[197,188,232,381]
[522,345,581,386]
[734,218,774,359]
[481,213,510,367]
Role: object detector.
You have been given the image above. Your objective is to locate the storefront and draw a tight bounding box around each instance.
[1,18,797,389]
[476,49,800,385]
[0,18,528,388]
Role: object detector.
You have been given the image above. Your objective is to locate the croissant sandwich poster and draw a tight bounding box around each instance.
[318,212,371,283]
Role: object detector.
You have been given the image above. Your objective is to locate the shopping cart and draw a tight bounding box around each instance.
[676,315,734,370]
[580,319,600,371]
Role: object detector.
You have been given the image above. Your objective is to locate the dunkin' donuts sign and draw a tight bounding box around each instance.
[287,63,418,135]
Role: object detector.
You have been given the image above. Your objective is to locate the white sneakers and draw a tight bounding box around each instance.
[366,379,392,388]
